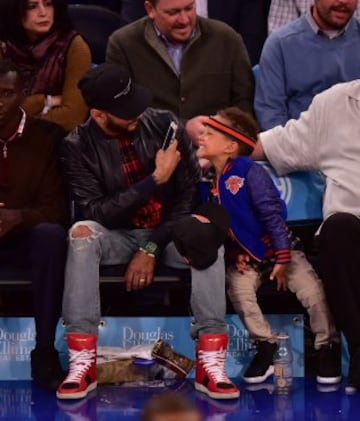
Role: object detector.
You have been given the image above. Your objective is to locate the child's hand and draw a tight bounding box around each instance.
[270,264,288,291]
[235,254,250,273]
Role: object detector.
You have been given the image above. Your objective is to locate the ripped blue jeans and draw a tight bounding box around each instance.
[62,220,227,339]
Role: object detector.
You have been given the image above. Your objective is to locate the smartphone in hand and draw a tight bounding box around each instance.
[162,121,178,149]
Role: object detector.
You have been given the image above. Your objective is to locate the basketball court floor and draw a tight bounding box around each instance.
[1,377,360,420]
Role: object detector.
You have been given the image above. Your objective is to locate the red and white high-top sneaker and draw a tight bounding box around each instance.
[195,333,240,400]
[56,333,97,400]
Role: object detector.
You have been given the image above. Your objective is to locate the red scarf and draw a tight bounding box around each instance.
[1,29,77,96]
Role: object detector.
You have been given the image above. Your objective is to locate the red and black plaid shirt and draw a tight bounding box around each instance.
[118,135,162,229]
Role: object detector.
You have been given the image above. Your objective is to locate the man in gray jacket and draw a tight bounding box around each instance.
[106,0,254,143]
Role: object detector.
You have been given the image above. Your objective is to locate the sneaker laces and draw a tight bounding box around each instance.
[63,349,95,384]
[198,348,230,384]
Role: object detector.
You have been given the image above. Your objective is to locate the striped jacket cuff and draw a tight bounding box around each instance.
[275,249,291,265]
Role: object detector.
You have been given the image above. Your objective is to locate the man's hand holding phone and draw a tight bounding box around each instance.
[153,140,180,184]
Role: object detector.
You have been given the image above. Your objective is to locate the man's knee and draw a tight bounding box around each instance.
[68,222,104,255]
[27,224,67,263]
[69,221,103,240]
[31,223,67,248]
[322,213,360,238]
[32,222,66,238]
[71,224,94,239]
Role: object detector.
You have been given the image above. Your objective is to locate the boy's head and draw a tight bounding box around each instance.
[142,393,202,421]
[197,107,258,163]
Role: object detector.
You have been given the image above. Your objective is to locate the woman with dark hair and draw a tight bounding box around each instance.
[0,0,91,132]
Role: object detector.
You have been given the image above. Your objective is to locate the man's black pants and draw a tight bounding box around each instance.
[0,223,67,349]
[320,213,360,348]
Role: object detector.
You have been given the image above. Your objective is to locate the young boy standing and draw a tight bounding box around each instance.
[197,107,341,385]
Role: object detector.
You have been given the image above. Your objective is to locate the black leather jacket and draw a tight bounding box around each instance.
[61,108,201,250]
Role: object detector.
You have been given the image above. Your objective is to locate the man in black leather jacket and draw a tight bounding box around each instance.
[57,64,238,400]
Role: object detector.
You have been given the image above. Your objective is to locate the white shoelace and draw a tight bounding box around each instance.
[198,348,230,383]
[63,349,96,384]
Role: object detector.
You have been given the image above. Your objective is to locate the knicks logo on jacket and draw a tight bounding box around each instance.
[218,157,288,262]
[225,175,244,195]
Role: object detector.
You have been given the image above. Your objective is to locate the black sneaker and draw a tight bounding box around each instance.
[316,342,342,384]
[243,341,277,384]
[346,345,360,394]
[31,347,66,391]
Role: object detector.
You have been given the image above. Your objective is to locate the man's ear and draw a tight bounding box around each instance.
[144,1,155,19]
[90,109,106,125]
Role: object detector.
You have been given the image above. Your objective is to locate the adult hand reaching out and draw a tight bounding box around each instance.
[185,115,208,145]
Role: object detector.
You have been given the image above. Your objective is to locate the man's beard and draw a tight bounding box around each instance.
[105,117,129,136]
[322,5,353,29]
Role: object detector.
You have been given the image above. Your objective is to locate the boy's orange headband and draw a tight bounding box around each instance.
[205,117,256,150]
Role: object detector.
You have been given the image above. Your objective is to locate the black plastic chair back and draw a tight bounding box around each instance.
[68,4,126,64]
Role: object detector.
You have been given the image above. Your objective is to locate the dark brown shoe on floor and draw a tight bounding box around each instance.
[31,347,66,391]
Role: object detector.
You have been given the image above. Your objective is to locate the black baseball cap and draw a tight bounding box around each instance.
[78,64,152,120]
[173,203,230,270]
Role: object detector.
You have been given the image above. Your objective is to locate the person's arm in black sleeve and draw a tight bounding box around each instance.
[147,124,202,251]
[61,132,158,228]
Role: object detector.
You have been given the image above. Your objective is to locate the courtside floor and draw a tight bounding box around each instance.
[1,378,360,420]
